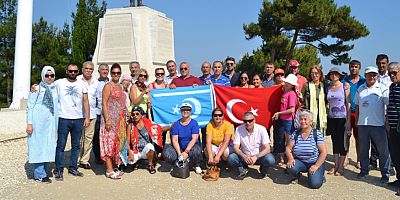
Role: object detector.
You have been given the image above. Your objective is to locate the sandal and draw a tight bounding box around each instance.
[106,170,121,179]
[327,168,336,175]
[114,168,124,176]
[148,165,156,174]
[355,162,361,169]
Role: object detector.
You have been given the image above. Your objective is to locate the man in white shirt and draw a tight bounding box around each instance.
[54,64,90,181]
[227,112,275,180]
[165,60,179,85]
[77,61,99,170]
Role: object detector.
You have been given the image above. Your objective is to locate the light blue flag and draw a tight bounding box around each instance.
[150,85,214,128]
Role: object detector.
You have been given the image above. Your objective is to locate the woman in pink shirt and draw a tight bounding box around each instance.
[272,74,298,166]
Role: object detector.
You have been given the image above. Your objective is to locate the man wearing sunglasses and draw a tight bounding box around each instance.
[287,59,307,92]
[54,64,90,181]
[169,62,202,89]
[223,56,240,87]
[227,112,275,180]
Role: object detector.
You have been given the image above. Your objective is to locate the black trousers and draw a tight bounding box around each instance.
[92,114,101,161]
[389,128,400,180]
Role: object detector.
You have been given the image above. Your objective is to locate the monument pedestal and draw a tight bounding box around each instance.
[92,6,174,81]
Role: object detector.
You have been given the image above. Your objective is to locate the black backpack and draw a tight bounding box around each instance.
[293,129,319,151]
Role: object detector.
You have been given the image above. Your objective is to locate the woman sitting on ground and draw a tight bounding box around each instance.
[205,108,234,166]
[163,103,203,174]
[286,110,327,189]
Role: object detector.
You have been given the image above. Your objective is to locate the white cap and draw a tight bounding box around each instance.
[180,102,192,109]
[282,74,299,86]
[365,66,379,74]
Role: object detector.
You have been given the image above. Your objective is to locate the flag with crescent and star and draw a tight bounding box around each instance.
[213,85,282,129]
[150,85,214,128]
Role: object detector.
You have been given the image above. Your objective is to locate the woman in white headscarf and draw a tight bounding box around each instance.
[26,66,59,183]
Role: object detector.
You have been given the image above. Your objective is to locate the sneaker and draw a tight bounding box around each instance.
[380,177,389,184]
[236,168,248,180]
[53,170,63,181]
[79,163,91,170]
[35,177,52,184]
[357,173,367,179]
[368,164,378,170]
[193,166,203,174]
[290,177,299,184]
[390,168,396,176]
[68,169,84,177]
[388,180,400,187]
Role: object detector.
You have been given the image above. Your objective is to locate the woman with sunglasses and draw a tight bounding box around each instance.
[273,68,285,85]
[252,73,264,88]
[163,103,203,174]
[130,68,150,116]
[301,66,327,133]
[100,63,129,179]
[26,66,58,183]
[205,108,234,166]
[235,71,254,88]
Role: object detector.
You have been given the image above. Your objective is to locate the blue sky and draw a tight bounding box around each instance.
[32,0,400,76]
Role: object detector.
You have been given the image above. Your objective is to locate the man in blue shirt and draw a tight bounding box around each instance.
[205,61,231,86]
[342,60,365,169]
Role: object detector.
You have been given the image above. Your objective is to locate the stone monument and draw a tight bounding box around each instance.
[92,6,175,81]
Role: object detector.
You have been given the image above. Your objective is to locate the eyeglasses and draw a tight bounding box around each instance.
[181,109,191,112]
[132,112,141,116]
[275,73,284,77]
[213,114,223,117]
[227,63,234,66]
[111,72,121,76]
[310,72,320,76]
[240,77,248,80]
[243,118,254,123]
[180,67,188,71]
[389,71,398,76]
[45,74,55,78]
[290,66,298,69]
[139,74,148,78]
[156,72,165,76]
[68,70,79,74]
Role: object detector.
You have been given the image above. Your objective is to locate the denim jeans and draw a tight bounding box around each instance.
[227,153,275,174]
[33,162,49,179]
[287,159,325,189]
[358,125,390,178]
[55,118,84,171]
[274,119,292,153]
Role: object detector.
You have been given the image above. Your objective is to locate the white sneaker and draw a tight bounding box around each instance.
[193,166,202,174]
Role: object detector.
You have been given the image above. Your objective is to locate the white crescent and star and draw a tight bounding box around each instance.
[226,99,259,123]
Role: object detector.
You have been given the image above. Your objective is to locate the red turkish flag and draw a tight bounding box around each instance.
[214,85,282,129]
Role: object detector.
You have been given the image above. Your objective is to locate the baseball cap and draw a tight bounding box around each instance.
[365,66,379,74]
[274,68,285,74]
[289,59,300,67]
[131,106,144,115]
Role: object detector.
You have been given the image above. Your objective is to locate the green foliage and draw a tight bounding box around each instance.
[71,0,105,64]
[242,0,369,69]
[0,0,17,107]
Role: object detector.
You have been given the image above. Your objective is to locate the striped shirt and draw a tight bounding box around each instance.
[387,83,400,129]
[290,129,324,164]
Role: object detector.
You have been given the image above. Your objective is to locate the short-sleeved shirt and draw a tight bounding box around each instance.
[204,75,231,86]
[355,82,389,126]
[387,83,400,129]
[342,75,366,112]
[206,120,234,146]
[171,119,200,149]
[378,72,392,88]
[296,74,308,92]
[280,91,296,120]
[56,78,88,119]
[78,75,98,119]
[171,75,203,87]
[291,129,324,164]
[233,123,271,157]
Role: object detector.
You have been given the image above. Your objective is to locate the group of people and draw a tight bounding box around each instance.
[26,55,400,192]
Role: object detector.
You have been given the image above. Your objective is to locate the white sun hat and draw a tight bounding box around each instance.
[282,74,299,86]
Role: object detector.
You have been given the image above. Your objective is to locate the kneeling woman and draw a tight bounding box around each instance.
[205,108,234,166]
[285,110,327,189]
[127,106,163,174]
[163,103,203,174]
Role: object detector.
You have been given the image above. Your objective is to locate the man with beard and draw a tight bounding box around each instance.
[342,60,365,169]
[93,63,109,164]
[129,61,140,83]
[54,64,90,181]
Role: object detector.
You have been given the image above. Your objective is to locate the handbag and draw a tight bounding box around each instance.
[137,127,163,154]
[171,159,190,179]
[202,165,220,181]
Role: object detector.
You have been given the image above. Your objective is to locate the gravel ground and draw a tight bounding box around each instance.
[0,135,399,199]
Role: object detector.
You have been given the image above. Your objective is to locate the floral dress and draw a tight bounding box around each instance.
[100,84,128,166]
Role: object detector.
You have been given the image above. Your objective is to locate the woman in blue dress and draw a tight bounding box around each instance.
[26,66,59,183]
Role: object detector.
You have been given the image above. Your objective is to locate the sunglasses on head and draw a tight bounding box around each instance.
[68,70,79,74]
[111,71,121,76]
[45,74,55,78]
[243,118,254,123]
[180,67,188,71]
[139,74,148,78]
[213,113,223,117]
